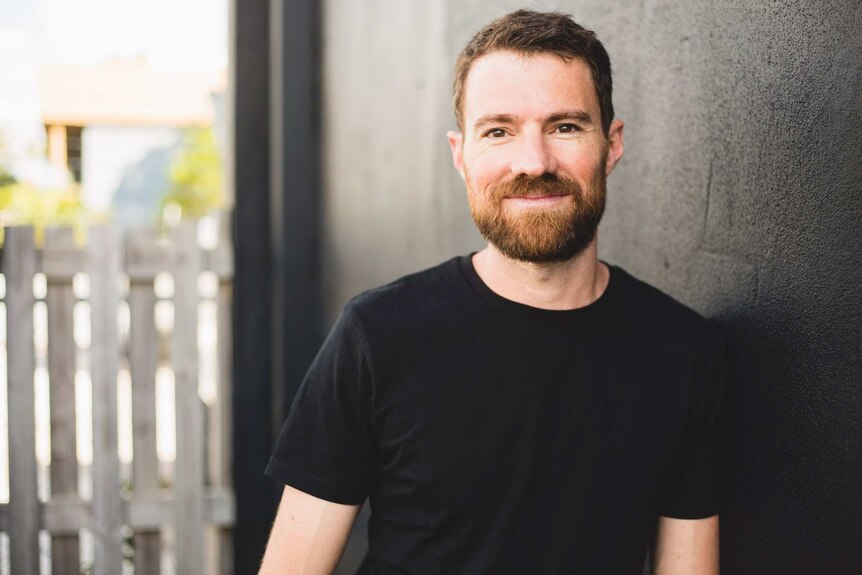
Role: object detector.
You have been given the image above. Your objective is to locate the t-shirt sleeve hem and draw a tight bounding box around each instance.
[264,456,369,506]
[658,502,720,520]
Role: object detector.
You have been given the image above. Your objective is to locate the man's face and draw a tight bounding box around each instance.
[448,50,624,263]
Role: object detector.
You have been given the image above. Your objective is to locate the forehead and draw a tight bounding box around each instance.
[461,50,599,126]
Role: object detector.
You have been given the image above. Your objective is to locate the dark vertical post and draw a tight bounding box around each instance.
[270,0,323,419]
[231,0,277,570]
[233,0,323,569]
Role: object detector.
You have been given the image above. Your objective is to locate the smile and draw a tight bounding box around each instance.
[503,194,570,207]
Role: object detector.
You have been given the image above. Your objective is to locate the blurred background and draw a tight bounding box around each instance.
[0,0,228,229]
[0,1,231,574]
[2,0,861,574]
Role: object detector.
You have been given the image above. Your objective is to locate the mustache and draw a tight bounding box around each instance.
[493,173,583,199]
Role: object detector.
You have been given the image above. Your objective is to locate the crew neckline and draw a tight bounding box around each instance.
[456,253,620,320]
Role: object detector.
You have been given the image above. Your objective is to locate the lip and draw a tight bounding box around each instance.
[503,194,569,206]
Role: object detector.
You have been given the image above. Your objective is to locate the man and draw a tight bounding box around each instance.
[260,9,724,575]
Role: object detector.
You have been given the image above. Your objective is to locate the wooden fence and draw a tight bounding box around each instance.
[0,216,234,574]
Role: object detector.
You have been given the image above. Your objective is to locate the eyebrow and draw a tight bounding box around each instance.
[546,109,593,124]
[472,114,518,133]
[472,109,595,133]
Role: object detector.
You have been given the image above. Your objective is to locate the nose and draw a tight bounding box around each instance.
[510,129,557,177]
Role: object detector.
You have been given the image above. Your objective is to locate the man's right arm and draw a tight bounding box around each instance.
[258,485,362,574]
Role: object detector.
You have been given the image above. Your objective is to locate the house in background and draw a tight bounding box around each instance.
[40,57,226,226]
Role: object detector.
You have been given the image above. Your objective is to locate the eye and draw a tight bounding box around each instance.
[556,123,581,134]
[483,128,507,139]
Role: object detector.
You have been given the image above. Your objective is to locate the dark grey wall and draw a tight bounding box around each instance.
[595,2,862,573]
[320,0,862,572]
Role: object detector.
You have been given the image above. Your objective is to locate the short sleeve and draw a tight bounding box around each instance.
[658,327,727,519]
[265,306,377,504]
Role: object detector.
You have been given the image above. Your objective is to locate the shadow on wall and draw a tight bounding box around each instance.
[697,3,862,571]
[594,0,862,569]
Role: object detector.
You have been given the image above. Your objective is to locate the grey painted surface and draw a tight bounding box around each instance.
[322,0,482,319]
[322,0,862,572]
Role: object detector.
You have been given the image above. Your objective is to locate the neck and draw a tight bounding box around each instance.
[472,241,609,310]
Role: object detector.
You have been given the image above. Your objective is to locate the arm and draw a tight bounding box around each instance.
[652,515,719,575]
[259,485,362,575]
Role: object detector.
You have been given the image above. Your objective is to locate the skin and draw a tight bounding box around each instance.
[653,515,720,575]
[259,49,718,575]
[447,50,621,311]
[258,485,360,574]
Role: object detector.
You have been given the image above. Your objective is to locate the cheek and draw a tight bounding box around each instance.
[556,144,606,181]
[465,150,512,191]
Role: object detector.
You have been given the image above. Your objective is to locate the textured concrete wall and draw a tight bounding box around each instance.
[322,1,862,572]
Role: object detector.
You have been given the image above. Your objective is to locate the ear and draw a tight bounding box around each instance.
[604,119,624,175]
[447,130,465,180]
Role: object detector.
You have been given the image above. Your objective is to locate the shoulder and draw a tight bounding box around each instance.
[609,265,724,350]
[346,256,465,312]
[609,266,726,413]
[340,255,473,340]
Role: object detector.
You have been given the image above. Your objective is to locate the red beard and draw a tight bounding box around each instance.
[467,165,607,263]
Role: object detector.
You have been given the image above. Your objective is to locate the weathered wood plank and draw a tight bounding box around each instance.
[5,226,41,574]
[41,229,87,281]
[0,489,235,534]
[127,489,235,530]
[126,226,163,574]
[41,493,91,534]
[202,213,233,281]
[212,212,234,488]
[88,225,124,575]
[172,221,205,574]
[201,249,234,281]
[44,227,81,575]
[124,229,175,282]
[213,211,234,574]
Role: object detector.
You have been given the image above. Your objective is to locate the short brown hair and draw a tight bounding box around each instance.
[453,10,614,135]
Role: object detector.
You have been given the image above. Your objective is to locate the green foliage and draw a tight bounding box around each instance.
[0,181,100,245]
[161,126,225,220]
[0,135,96,244]
[0,165,16,187]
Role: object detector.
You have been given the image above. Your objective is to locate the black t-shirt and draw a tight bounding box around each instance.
[266,256,725,574]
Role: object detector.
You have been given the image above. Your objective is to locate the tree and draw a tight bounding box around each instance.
[0,165,16,187]
[161,126,225,220]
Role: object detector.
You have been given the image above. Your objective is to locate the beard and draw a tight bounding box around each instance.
[466,160,607,264]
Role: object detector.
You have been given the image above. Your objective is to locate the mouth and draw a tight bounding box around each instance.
[503,194,570,206]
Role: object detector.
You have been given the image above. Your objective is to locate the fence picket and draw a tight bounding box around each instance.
[172,221,205,574]
[44,227,82,575]
[88,225,124,575]
[5,226,40,574]
[127,227,165,574]
[213,212,234,574]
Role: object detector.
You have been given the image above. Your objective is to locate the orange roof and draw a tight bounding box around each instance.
[39,59,225,127]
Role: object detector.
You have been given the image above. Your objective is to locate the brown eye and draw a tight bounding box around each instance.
[557,123,579,133]
[485,128,506,138]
